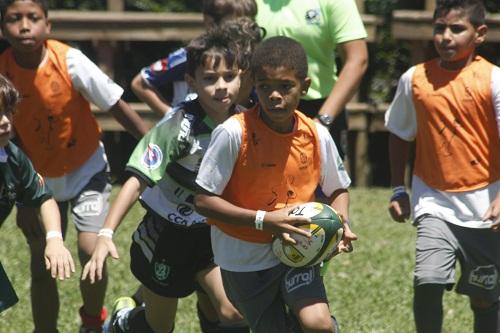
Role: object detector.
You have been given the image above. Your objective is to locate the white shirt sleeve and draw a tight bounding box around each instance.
[316,123,351,196]
[384,67,417,141]
[492,66,500,138]
[66,48,124,111]
[195,117,242,195]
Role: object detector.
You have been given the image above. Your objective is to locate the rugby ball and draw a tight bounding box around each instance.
[272,202,344,267]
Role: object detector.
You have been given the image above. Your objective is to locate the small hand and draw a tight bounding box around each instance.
[44,238,76,280]
[264,206,312,244]
[81,236,119,284]
[484,192,500,232]
[388,192,410,223]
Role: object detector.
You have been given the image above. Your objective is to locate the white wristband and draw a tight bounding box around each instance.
[255,210,266,231]
[97,228,114,238]
[46,231,63,240]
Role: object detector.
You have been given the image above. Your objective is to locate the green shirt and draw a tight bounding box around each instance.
[126,99,218,227]
[0,142,52,223]
[256,0,367,100]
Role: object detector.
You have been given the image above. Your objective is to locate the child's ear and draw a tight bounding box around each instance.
[301,77,311,96]
[184,73,195,89]
[475,24,488,45]
[46,18,52,34]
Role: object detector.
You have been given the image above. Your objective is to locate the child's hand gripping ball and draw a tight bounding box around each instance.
[272,202,344,267]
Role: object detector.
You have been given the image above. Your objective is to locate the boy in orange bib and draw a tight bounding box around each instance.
[195,36,357,332]
[385,0,500,332]
[0,1,148,332]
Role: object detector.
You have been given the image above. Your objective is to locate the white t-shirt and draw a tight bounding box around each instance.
[45,48,123,201]
[196,118,351,272]
[385,65,500,228]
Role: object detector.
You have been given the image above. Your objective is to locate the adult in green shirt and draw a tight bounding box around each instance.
[0,74,74,313]
[256,0,368,159]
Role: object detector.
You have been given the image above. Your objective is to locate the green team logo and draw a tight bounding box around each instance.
[154,260,170,281]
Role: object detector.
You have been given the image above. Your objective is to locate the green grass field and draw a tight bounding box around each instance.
[0,187,472,332]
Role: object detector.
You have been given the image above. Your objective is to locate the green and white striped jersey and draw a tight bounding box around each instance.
[126,99,223,227]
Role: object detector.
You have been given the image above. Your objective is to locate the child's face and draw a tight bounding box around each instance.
[0,105,13,147]
[433,9,486,69]
[1,1,50,54]
[186,55,240,119]
[254,65,309,133]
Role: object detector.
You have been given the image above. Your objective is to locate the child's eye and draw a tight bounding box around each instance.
[223,73,237,82]
[433,24,446,33]
[4,14,21,23]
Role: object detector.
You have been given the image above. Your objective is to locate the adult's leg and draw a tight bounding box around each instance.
[413,284,445,333]
[17,205,65,333]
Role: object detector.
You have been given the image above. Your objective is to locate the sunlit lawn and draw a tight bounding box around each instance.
[0,187,471,332]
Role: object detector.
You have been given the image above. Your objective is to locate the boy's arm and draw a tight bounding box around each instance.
[108,99,149,139]
[388,133,411,222]
[131,73,172,116]
[81,175,147,283]
[39,198,75,280]
[194,189,312,243]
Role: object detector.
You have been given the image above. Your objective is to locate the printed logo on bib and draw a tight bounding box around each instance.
[142,144,163,170]
[469,265,498,290]
[305,8,321,25]
[285,267,315,293]
[73,191,103,217]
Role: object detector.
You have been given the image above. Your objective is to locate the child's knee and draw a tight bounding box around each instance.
[297,310,334,333]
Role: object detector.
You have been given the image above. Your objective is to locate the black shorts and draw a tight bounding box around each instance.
[130,210,214,298]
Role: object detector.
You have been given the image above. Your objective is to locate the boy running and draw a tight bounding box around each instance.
[194,36,357,333]
[82,28,248,333]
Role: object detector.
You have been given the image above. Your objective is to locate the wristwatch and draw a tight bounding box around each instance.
[316,114,335,128]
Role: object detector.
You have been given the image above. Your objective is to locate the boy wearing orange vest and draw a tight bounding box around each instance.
[0,1,148,332]
[385,1,500,332]
[195,36,357,332]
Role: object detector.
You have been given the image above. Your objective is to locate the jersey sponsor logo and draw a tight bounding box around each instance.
[305,8,321,25]
[469,265,498,290]
[178,114,194,142]
[142,144,163,170]
[285,267,315,293]
[73,191,103,217]
[177,204,193,216]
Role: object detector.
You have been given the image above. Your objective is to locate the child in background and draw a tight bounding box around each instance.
[82,27,249,333]
[130,0,257,116]
[0,74,74,312]
[194,36,357,333]
[385,0,500,332]
[0,1,149,332]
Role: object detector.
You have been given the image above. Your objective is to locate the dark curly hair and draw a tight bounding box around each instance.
[250,36,308,81]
